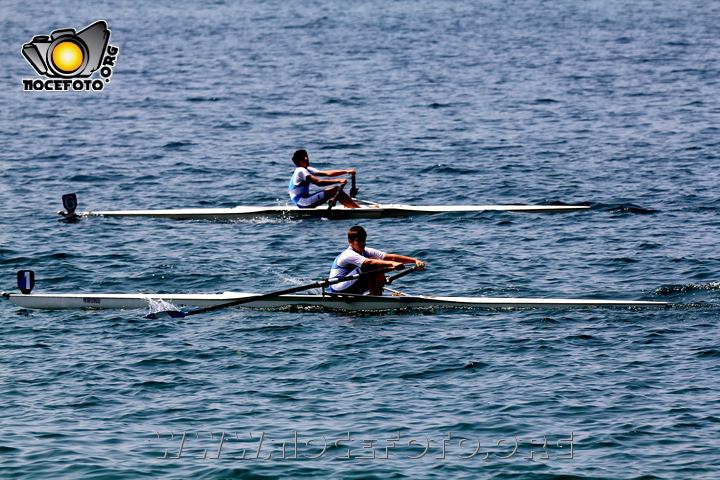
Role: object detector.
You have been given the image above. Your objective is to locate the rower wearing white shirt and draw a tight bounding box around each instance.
[288,149,361,208]
[328,225,425,296]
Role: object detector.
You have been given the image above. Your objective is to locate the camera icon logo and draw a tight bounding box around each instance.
[22,21,110,78]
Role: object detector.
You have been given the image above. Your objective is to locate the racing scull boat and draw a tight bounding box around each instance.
[4,269,666,314]
[58,194,589,221]
[2,291,667,311]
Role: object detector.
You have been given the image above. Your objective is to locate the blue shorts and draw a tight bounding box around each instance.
[293,191,328,208]
[330,276,369,294]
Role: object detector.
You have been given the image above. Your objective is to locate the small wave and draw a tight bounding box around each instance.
[163,141,195,149]
[1,255,38,265]
[67,174,114,183]
[653,282,720,307]
[598,203,658,215]
[666,302,720,309]
[213,122,251,130]
[419,164,477,175]
[400,362,487,379]
[318,143,362,150]
[695,349,720,358]
[463,361,488,369]
[325,98,363,106]
[132,380,176,388]
[654,282,720,295]
[68,395,105,408]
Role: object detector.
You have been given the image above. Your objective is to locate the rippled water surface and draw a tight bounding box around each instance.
[2,1,720,478]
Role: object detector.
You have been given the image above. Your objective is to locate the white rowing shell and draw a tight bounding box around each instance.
[3,292,667,311]
[65,203,589,220]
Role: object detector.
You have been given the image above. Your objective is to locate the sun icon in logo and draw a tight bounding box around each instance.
[51,41,85,73]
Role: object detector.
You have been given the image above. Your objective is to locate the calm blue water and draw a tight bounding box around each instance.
[2,0,720,478]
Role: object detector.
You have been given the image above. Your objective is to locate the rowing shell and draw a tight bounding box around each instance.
[59,196,589,221]
[66,204,589,220]
[2,291,668,311]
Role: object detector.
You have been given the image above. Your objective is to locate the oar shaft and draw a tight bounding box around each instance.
[330,182,345,204]
[322,182,345,219]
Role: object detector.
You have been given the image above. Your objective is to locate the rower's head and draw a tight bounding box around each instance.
[348,225,367,252]
[292,149,309,167]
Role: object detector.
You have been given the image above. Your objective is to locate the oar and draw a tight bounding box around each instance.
[145,266,397,319]
[385,264,420,285]
[321,182,345,220]
[383,264,421,296]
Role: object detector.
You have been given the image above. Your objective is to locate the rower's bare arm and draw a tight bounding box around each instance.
[308,174,348,186]
[385,254,425,270]
[315,169,356,177]
[363,258,405,271]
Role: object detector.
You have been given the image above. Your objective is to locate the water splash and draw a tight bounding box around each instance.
[146,298,179,315]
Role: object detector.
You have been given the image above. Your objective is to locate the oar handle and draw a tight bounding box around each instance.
[146,266,395,319]
[349,174,358,198]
